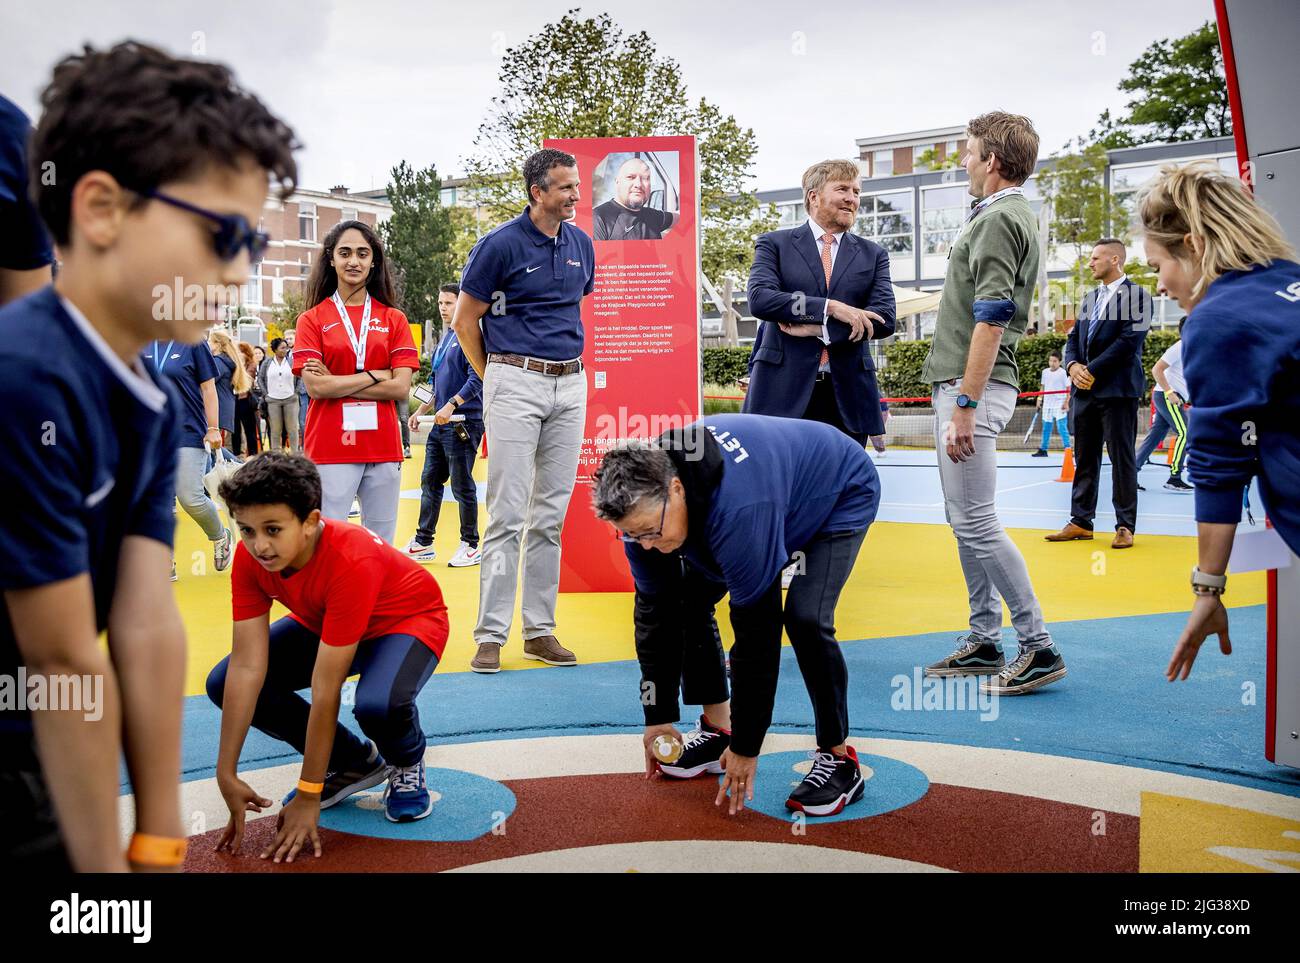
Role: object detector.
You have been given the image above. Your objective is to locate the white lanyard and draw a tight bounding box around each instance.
[956,186,1025,245]
[331,290,373,371]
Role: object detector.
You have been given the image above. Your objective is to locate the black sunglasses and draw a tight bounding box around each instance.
[144,188,269,264]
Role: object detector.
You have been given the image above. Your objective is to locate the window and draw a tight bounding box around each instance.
[245,262,262,307]
[946,139,959,160]
[873,149,893,178]
[913,145,932,173]
[298,202,317,242]
[921,183,971,255]
[852,189,914,255]
[341,207,358,223]
[775,201,804,228]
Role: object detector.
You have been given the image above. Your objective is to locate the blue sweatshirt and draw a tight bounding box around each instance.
[626,414,880,606]
[1182,258,1300,555]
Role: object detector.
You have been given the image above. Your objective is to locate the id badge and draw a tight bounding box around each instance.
[342,401,379,432]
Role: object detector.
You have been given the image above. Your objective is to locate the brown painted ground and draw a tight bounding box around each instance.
[184,775,1137,873]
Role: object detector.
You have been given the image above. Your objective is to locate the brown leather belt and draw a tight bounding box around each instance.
[488,353,583,377]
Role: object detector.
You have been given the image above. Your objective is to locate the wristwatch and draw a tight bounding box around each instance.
[1190,566,1227,596]
[449,398,460,409]
[956,393,979,409]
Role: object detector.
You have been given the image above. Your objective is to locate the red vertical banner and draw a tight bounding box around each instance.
[543,135,700,592]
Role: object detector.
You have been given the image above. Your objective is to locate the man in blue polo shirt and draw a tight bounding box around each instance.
[145,336,234,578]
[592,414,880,817]
[405,282,484,567]
[452,148,595,674]
[0,95,54,304]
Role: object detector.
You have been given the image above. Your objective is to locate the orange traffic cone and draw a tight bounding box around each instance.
[1056,446,1075,483]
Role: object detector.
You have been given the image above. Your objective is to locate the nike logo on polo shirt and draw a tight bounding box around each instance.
[526,266,541,273]
[323,322,341,333]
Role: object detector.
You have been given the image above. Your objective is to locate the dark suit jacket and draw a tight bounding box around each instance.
[1063,278,1153,400]
[743,224,896,435]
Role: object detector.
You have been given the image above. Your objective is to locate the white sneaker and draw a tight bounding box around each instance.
[213,528,233,572]
[348,499,361,518]
[404,537,436,561]
[447,542,482,567]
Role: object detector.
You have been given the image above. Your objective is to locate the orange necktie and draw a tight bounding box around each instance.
[819,233,833,367]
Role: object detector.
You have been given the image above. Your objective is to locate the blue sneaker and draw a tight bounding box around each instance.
[384,760,433,823]
[282,740,388,810]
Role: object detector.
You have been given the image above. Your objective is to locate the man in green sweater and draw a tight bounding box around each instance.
[919,111,1066,695]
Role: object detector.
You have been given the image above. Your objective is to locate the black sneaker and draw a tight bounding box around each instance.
[981,646,1067,695]
[281,740,389,809]
[1164,476,1193,492]
[1031,449,1048,457]
[786,746,864,816]
[658,716,730,779]
[924,635,1006,677]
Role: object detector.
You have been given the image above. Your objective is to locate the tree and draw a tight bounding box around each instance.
[463,9,777,282]
[379,161,456,332]
[1089,21,1230,148]
[1038,140,1129,305]
[913,146,961,173]
[269,289,305,330]
[448,205,483,282]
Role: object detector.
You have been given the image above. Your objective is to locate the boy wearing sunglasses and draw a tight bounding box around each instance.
[592,414,880,817]
[0,41,297,871]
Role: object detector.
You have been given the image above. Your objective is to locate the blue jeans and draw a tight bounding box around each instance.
[416,420,483,546]
[1135,391,1189,478]
[175,446,225,540]
[1039,410,1071,450]
[206,616,440,770]
[297,382,309,440]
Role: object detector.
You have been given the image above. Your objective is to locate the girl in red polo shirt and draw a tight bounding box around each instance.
[292,220,418,544]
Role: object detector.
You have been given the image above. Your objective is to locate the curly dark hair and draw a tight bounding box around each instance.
[29,40,299,244]
[219,452,322,521]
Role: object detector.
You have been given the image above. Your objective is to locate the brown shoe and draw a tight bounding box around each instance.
[1112,527,1134,549]
[1044,522,1094,542]
[523,635,577,667]
[470,642,501,674]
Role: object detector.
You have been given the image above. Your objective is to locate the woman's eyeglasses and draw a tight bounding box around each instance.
[144,189,270,264]
[617,496,669,544]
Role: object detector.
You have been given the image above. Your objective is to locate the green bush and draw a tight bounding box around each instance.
[878,340,932,405]
[413,354,432,387]
[880,328,1179,406]
[702,346,750,386]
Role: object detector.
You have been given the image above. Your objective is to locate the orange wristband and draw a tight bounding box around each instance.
[297,779,324,794]
[127,833,187,867]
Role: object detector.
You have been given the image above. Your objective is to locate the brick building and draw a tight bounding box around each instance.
[237,185,392,325]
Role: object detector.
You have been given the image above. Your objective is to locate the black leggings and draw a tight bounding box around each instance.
[233,395,261,456]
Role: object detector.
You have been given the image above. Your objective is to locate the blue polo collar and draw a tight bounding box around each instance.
[518,206,569,247]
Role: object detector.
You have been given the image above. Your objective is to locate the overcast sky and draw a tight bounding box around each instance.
[3,0,1217,194]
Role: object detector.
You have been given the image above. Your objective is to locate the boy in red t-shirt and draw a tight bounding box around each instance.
[207,453,447,863]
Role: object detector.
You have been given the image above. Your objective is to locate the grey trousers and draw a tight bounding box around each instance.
[932,381,1052,652]
[475,360,586,647]
[317,461,402,545]
[267,395,300,451]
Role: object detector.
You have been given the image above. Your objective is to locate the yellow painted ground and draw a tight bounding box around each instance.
[172,453,1265,697]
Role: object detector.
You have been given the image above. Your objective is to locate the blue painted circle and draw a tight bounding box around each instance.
[319,767,516,842]
[725,751,929,825]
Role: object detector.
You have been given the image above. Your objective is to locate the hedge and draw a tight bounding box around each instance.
[699,330,1178,407]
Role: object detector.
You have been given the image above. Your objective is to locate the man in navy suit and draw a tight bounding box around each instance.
[1047,238,1153,549]
[744,159,896,447]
